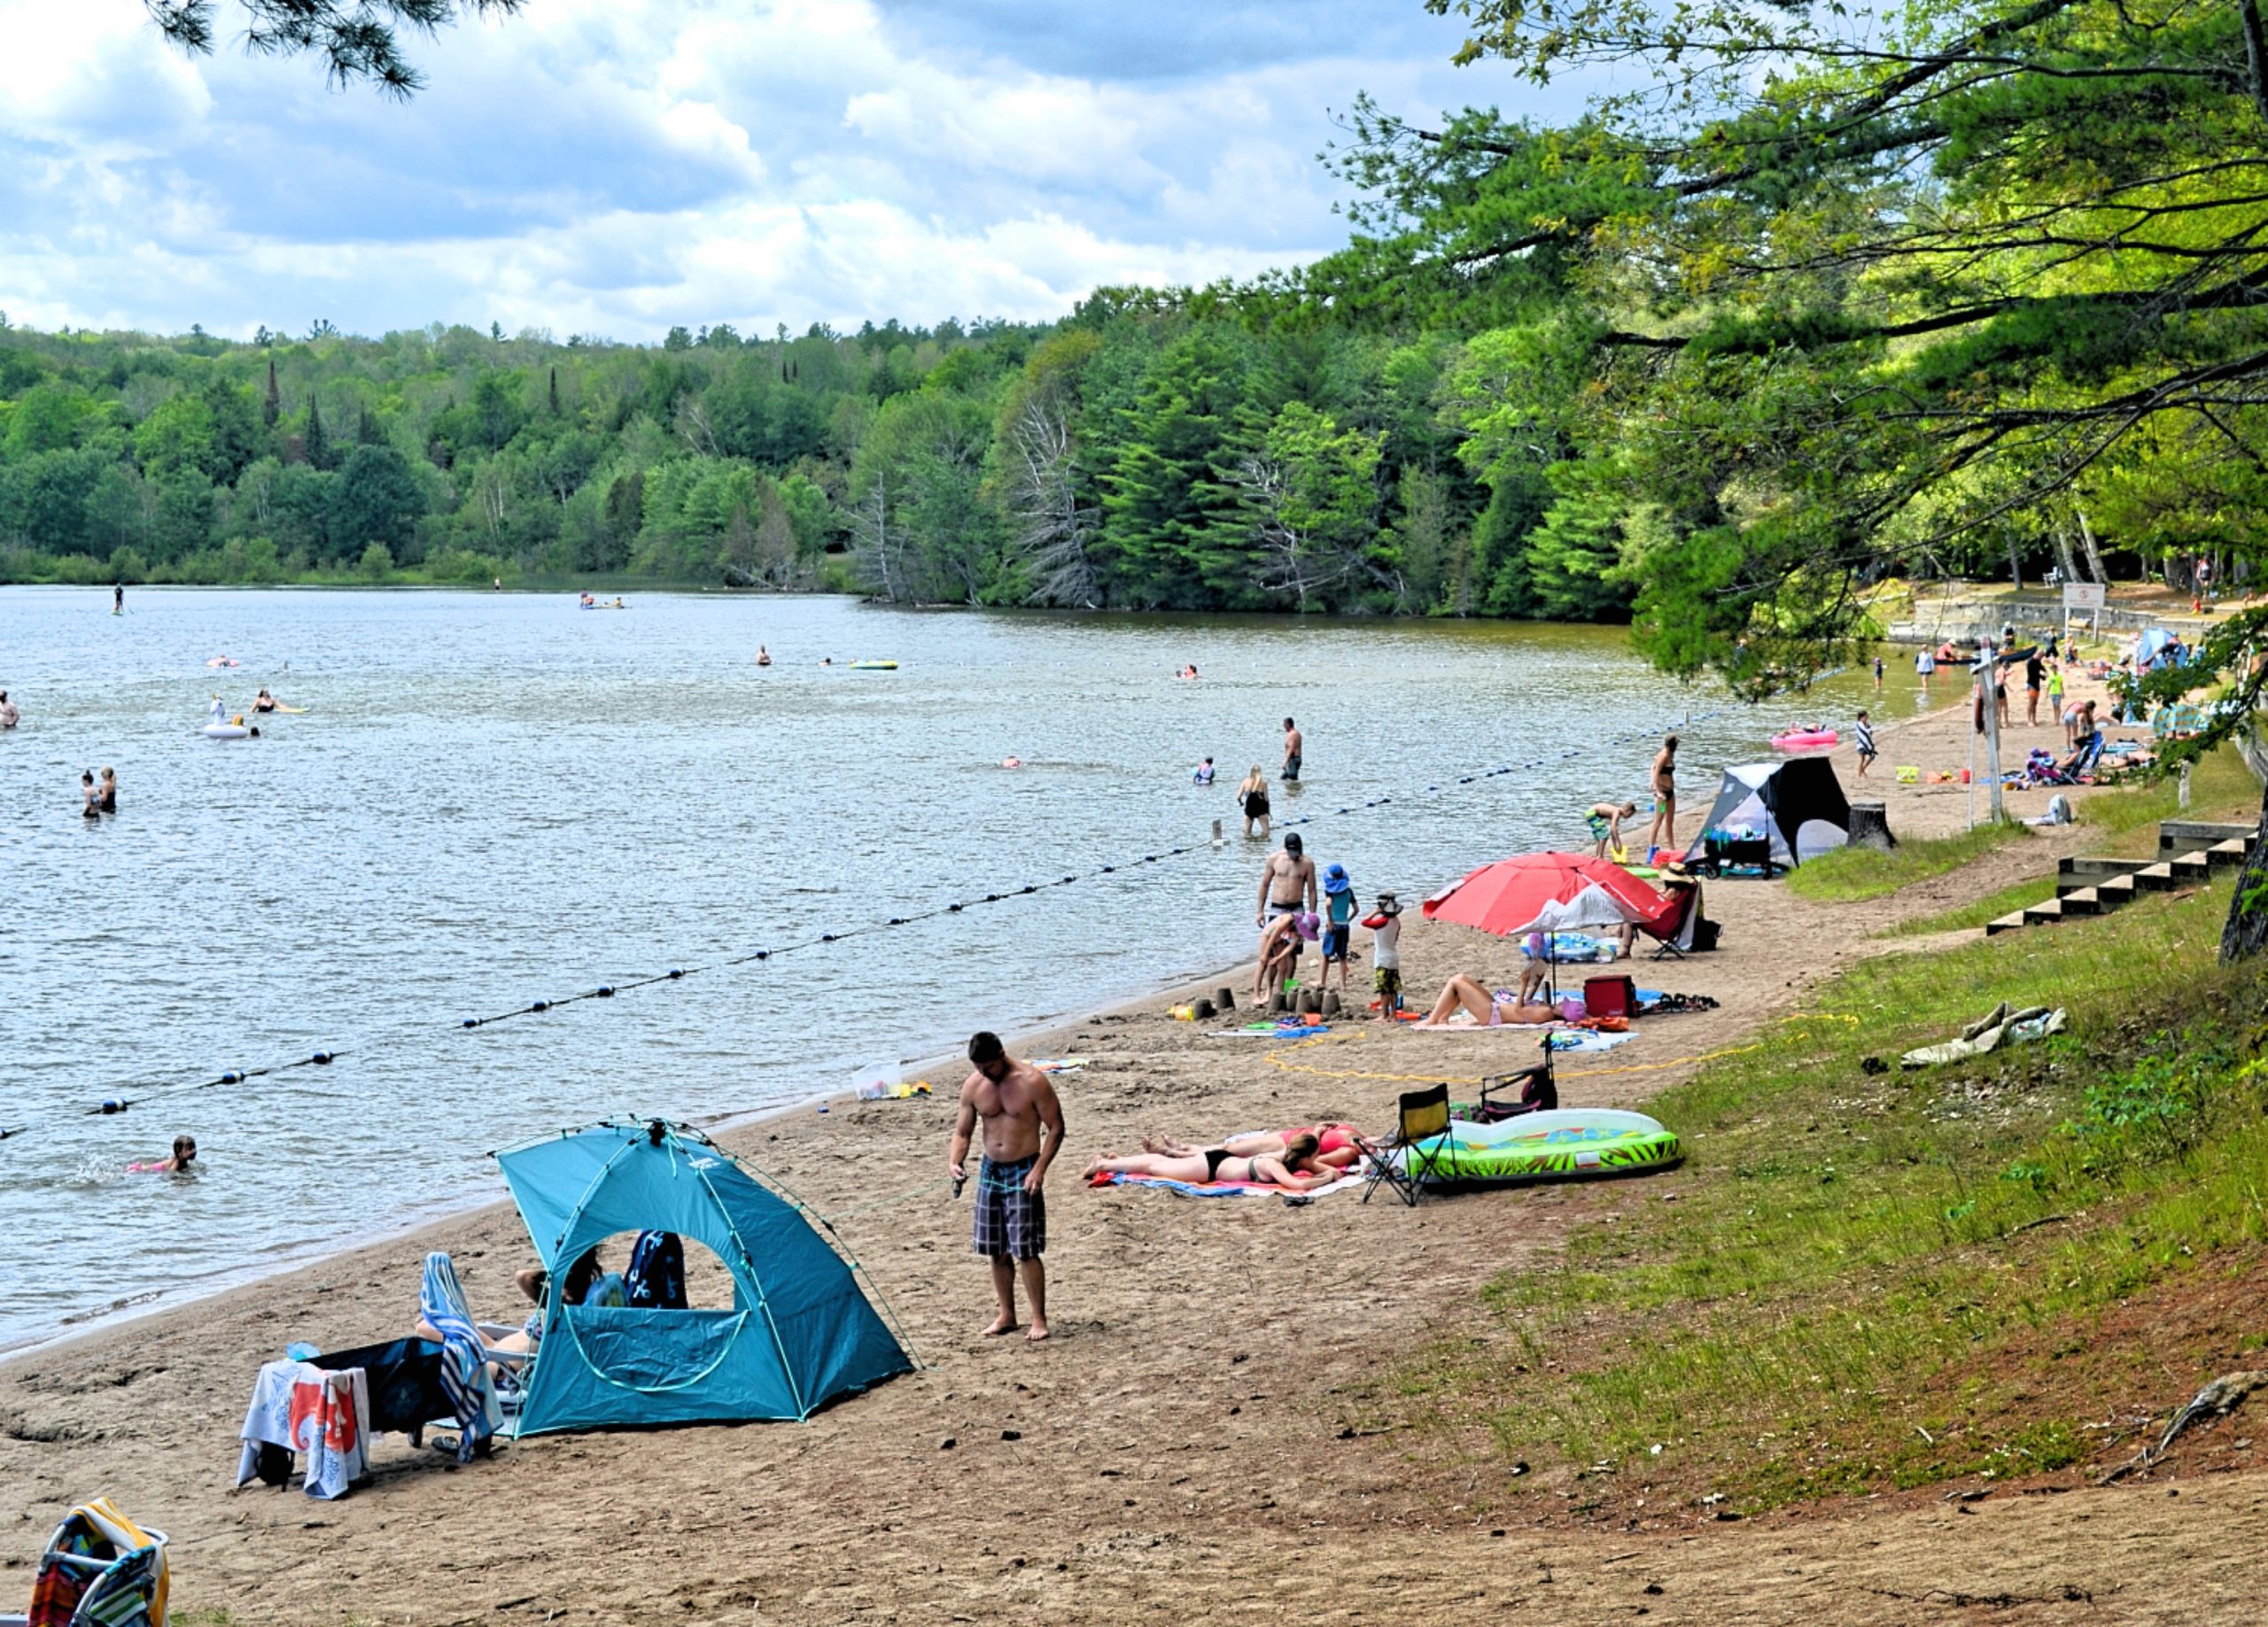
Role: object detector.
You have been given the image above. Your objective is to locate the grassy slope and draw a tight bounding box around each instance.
[1388,881,2268,1516]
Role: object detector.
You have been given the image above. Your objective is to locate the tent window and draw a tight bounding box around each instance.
[575,1232,739,1312]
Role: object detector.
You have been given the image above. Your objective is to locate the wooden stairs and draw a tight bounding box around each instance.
[1985,819,2256,935]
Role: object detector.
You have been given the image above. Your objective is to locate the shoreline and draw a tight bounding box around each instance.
[0,941,1267,1370]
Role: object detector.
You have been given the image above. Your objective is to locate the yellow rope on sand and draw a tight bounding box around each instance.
[1261,1012,1861,1085]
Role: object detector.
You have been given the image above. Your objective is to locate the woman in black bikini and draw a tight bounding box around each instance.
[1084,1132,1342,1190]
[1236,765,1271,838]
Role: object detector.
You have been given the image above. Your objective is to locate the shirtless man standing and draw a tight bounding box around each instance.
[1281,717,1303,783]
[1255,830,1317,927]
[949,1031,1065,1343]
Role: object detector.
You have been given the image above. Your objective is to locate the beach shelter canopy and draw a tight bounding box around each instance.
[1685,758,1852,868]
[496,1119,909,1435]
[1423,851,1675,938]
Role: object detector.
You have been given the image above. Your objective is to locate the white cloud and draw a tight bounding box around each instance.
[0,0,1565,339]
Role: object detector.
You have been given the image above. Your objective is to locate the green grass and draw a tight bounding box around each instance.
[1785,822,2018,902]
[1890,873,2059,934]
[1388,884,2268,1511]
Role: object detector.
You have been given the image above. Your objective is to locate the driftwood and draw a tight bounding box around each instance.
[2098,1368,2268,1484]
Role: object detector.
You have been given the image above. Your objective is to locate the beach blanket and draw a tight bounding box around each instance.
[1094,1169,1366,1200]
[419,1251,500,1460]
[1546,1029,1635,1053]
[1032,1058,1091,1073]
[1208,1024,1331,1039]
[237,1360,371,1499]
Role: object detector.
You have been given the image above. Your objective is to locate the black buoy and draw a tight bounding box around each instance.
[310,1050,334,1065]
[668,968,685,979]
[530,1000,551,1012]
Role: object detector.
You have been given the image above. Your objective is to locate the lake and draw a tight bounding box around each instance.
[0,587,1916,1350]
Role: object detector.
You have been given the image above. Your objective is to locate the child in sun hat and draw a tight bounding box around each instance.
[1362,891,1403,1018]
[1319,863,1361,996]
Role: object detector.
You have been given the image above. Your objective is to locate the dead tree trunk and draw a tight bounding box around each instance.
[2221,729,2268,963]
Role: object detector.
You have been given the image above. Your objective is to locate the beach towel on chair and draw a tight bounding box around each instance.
[419,1251,500,1460]
[625,1230,688,1310]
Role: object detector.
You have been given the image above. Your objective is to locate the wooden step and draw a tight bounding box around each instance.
[2058,887,2101,917]
[2023,898,2069,926]
[2093,873,2139,910]
[2208,838,2252,871]
[2159,819,2258,855]
[2133,862,2179,892]
[1985,910,2031,935]
[2170,851,2213,882]
[2057,864,2144,899]
[2059,856,2148,881]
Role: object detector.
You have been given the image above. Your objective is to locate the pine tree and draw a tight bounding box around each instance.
[548,367,561,417]
[262,359,280,429]
[303,394,330,472]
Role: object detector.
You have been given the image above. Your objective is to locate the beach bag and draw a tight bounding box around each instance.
[1583,975,1636,1020]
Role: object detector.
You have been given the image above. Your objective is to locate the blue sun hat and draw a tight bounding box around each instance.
[1323,863,1351,895]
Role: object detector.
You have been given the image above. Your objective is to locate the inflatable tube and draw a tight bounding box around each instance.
[849,660,898,670]
[201,724,250,740]
[1771,729,1838,750]
[1395,1107,1682,1185]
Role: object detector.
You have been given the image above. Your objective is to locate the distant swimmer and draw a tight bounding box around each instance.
[1192,756,1215,785]
[1281,717,1302,783]
[99,767,117,813]
[251,688,279,714]
[81,770,101,820]
[113,584,124,613]
[0,689,18,730]
[757,645,773,667]
[821,656,834,666]
[206,655,240,669]
[1001,756,1024,769]
[1236,766,1270,838]
[610,597,626,609]
[579,592,595,608]
[128,1135,198,1174]
[1177,664,1199,678]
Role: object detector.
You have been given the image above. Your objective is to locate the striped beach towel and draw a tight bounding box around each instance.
[420,1251,500,1460]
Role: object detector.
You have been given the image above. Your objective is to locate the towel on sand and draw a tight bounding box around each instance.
[1094,1169,1366,1200]
[1208,1024,1331,1039]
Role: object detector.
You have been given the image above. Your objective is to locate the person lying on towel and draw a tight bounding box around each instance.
[1084,1132,1345,1191]
[1136,1122,1362,1173]
[1415,973,1557,1028]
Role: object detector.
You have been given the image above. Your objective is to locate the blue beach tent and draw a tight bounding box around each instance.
[495,1119,910,1435]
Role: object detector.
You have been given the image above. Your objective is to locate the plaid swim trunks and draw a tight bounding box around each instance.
[972,1156,1045,1259]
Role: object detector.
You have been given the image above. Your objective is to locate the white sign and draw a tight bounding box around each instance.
[2062,582,2107,611]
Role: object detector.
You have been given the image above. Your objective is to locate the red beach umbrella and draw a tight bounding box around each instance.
[1421,851,1673,939]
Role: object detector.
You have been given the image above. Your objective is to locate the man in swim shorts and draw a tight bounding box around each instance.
[1281,717,1303,782]
[0,690,17,730]
[949,1031,1065,1342]
[1256,830,1317,927]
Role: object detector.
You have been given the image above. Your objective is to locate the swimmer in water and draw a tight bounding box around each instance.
[98,766,117,813]
[130,1135,197,1174]
[821,656,834,666]
[1002,755,1024,769]
[579,592,594,608]
[0,689,18,730]
[206,655,239,668]
[114,584,124,613]
[757,645,773,666]
[251,688,279,714]
[81,770,100,819]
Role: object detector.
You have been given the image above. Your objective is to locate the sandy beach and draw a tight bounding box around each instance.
[12,664,2264,1625]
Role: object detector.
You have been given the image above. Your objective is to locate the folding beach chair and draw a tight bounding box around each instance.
[1360,1084,1453,1206]
[1476,1034,1557,1122]
[23,1498,167,1627]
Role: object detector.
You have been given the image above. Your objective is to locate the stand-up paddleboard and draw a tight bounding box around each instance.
[1394,1107,1682,1184]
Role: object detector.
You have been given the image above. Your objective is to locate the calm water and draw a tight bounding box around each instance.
[0,588,1921,1350]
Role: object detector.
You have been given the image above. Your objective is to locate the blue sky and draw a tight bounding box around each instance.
[0,0,1585,342]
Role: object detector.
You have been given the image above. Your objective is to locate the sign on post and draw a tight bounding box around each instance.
[2062,583,2107,611]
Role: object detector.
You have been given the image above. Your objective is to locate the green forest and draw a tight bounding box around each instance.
[4,0,2266,664]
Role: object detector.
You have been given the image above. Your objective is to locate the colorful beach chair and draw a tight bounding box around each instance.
[21,1498,167,1627]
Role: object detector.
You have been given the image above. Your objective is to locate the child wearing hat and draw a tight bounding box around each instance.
[1319,863,1361,996]
[1363,892,1403,1018]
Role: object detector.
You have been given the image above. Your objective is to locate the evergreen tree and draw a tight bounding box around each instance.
[302,394,329,472]
[262,358,280,428]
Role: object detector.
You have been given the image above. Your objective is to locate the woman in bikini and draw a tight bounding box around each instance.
[1138,1123,1362,1172]
[1645,734,1679,854]
[1415,973,1557,1028]
[1084,1132,1343,1191]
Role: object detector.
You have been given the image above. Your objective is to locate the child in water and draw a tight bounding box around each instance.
[128,1135,197,1174]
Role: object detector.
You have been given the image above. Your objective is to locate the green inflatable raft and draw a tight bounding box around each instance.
[1397,1108,1682,1184]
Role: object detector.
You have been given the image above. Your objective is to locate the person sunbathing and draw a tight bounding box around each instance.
[1416,973,1557,1027]
[1084,1132,1344,1191]
[1138,1123,1362,1172]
